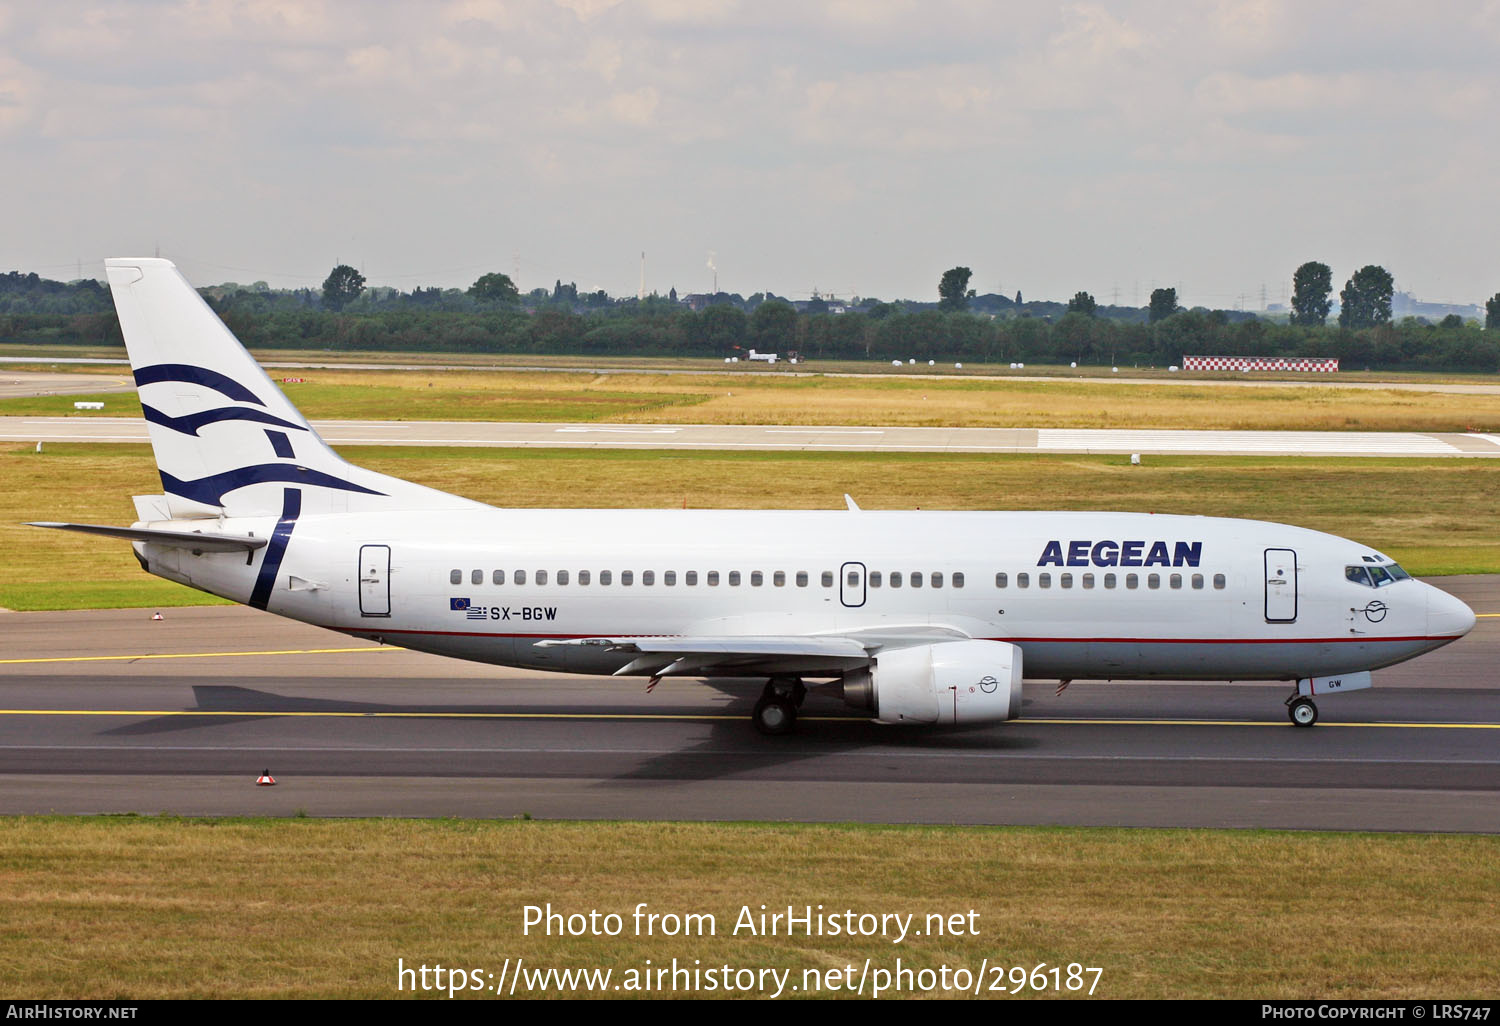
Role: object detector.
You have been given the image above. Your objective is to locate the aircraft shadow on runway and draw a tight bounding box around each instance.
[96,681,1040,784]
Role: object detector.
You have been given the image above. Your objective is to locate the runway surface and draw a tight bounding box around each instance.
[8,415,1500,457]
[0,371,134,399]
[2,576,1496,830]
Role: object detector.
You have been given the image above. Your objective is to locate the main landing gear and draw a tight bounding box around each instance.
[1286,693,1319,728]
[752,677,807,736]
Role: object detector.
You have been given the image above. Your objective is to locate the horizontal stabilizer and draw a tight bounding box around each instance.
[26,522,268,552]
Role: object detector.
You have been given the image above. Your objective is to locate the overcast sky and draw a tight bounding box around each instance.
[2,1,1497,307]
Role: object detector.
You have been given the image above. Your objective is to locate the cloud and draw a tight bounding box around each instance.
[605,85,660,125]
[551,0,625,21]
[0,2,1496,305]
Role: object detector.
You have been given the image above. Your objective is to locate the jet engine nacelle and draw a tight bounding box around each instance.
[842,639,1023,725]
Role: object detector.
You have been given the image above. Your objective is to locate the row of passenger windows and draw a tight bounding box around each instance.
[995,571,1226,590]
[449,567,1224,591]
[450,568,962,588]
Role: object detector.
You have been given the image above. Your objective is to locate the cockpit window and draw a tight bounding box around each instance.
[1346,562,1408,587]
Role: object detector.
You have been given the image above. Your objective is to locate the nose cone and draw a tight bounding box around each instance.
[1427,586,1477,639]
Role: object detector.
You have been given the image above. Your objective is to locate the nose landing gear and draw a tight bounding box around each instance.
[1286,694,1319,728]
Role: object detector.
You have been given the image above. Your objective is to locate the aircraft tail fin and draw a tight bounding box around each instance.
[104,258,480,518]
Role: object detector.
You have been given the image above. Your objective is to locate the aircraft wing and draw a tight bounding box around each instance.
[537,628,970,678]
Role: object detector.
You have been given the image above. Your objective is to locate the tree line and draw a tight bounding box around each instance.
[2,263,1498,373]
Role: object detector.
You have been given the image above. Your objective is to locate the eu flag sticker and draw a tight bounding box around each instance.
[450,597,470,611]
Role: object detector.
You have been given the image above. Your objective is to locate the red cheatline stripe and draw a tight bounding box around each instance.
[322,626,1458,645]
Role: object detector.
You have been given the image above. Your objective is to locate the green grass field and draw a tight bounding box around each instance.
[3,442,1497,609]
[1,818,1495,999]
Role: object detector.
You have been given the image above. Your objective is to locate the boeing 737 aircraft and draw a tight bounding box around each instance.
[31,258,1476,734]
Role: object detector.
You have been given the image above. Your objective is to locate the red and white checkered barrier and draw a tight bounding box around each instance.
[1183,356,1339,372]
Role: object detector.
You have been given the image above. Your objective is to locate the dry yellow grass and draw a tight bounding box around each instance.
[10,365,1500,431]
[1,818,1496,999]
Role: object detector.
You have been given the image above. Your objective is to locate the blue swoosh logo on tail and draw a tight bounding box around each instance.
[161,465,385,507]
[142,404,307,437]
[134,364,265,406]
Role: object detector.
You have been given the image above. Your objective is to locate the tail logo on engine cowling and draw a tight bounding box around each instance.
[978,675,998,693]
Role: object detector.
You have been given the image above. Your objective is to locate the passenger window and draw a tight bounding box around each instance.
[621,570,633,586]
[773,571,785,587]
[514,570,526,585]
[708,571,719,586]
[492,570,505,586]
[847,570,858,587]
[795,571,807,587]
[1147,574,1159,589]
[1213,574,1226,589]
[1017,573,1030,588]
[450,569,461,585]
[1169,574,1181,589]
[751,571,763,587]
[953,572,964,588]
[995,572,1007,588]
[891,572,903,588]
[579,570,590,585]
[687,571,698,586]
[1126,574,1139,590]
[665,571,676,586]
[1105,573,1116,589]
[471,569,483,586]
[1038,573,1051,589]
[600,570,611,585]
[1060,573,1072,588]
[536,570,548,586]
[821,571,834,588]
[557,570,569,585]
[729,571,741,586]
[869,571,882,588]
[1192,574,1203,589]
[1082,573,1094,589]
[642,570,654,586]
[910,572,922,589]
[931,572,943,588]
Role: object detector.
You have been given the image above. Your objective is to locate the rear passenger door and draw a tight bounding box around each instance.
[359,544,391,617]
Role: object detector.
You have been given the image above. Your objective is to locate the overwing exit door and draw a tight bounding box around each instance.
[360,544,391,617]
[1264,548,1297,623]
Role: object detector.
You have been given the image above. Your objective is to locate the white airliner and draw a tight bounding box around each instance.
[31,259,1476,733]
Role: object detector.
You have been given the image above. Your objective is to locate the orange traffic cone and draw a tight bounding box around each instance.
[256,769,276,786]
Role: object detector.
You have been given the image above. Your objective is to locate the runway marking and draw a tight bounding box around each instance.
[1,709,1499,729]
[0,646,395,666]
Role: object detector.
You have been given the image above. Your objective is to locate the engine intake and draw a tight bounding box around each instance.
[842,639,1023,725]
